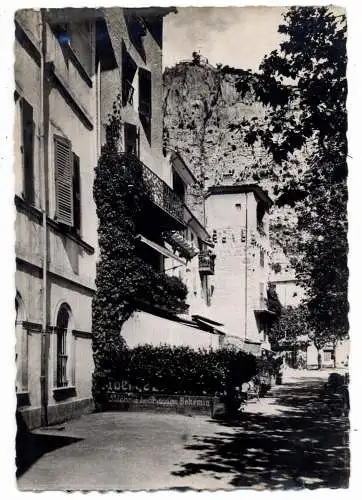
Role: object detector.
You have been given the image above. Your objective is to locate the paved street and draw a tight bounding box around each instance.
[18,370,349,491]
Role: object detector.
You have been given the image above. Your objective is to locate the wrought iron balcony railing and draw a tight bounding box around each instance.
[199,251,215,275]
[125,154,185,227]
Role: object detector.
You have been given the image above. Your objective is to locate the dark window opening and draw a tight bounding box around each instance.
[124,12,147,62]
[260,249,265,268]
[143,17,163,48]
[124,123,139,156]
[56,305,70,388]
[172,170,185,201]
[21,98,35,204]
[122,42,137,106]
[96,20,118,71]
[257,202,265,234]
[138,244,164,272]
[259,282,265,307]
[138,67,152,143]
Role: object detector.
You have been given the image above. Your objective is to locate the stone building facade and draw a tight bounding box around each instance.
[204,184,274,354]
[14,9,99,428]
[14,7,180,429]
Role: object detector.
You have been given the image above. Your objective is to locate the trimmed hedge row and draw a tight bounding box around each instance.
[93,344,257,402]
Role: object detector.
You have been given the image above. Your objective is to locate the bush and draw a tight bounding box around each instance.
[101,344,257,399]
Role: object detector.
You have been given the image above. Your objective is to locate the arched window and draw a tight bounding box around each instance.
[56,305,70,387]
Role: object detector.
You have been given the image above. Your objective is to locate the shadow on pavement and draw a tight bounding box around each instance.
[172,377,350,490]
[16,412,83,478]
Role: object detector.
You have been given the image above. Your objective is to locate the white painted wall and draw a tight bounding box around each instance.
[122,311,221,350]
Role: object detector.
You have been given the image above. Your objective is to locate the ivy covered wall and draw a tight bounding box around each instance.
[92,96,188,403]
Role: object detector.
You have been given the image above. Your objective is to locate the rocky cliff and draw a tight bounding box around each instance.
[163,58,301,264]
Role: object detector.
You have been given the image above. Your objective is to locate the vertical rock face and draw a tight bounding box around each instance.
[163,60,273,222]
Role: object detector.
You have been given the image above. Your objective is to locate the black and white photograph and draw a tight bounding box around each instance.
[6,1,354,492]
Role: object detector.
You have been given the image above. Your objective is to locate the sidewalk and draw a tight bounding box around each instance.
[17,370,349,491]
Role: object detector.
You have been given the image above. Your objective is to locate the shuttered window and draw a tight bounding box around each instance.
[54,135,74,227]
[21,98,35,204]
[72,153,81,235]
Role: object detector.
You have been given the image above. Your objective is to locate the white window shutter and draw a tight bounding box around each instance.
[54,135,74,226]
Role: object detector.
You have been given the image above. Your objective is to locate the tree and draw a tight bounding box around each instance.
[234,7,348,347]
[269,305,311,368]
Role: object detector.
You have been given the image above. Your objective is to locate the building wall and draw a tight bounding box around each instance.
[271,279,304,308]
[100,9,164,178]
[306,339,349,369]
[14,11,97,428]
[164,229,212,318]
[205,190,271,342]
[121,311,221,350]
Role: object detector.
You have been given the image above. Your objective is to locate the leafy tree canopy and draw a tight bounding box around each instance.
[233,6,348,346]
[269,305,310,351]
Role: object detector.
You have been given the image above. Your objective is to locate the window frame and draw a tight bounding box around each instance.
[72,152,81,236]
[55,305,70,388]
[16,96,35,205]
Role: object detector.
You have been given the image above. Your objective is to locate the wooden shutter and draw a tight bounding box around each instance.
[72,153,81,235]
[21,99,35,204]
[54,135,73,226]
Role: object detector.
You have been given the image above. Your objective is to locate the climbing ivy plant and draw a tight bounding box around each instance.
[92,93,188,403]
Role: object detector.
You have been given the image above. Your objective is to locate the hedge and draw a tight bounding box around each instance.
[93,344,257,401]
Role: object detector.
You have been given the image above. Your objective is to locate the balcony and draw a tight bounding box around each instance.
[163,231,198,260]
[254,296,277,318]
[199,251,215,275]
[122,154,185,230]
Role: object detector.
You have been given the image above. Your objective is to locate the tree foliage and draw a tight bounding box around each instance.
[234,7,348,346]
[269,305,310,351]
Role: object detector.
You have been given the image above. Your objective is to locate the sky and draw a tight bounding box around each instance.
[163,6,287,71]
